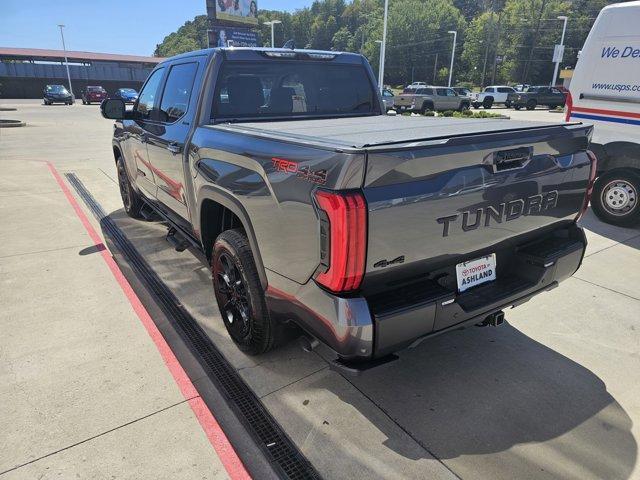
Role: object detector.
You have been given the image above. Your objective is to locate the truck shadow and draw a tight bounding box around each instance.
[579,207,640,250]
[326,324,637,479]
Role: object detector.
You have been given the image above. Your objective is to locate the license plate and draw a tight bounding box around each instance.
[456,254,496,292]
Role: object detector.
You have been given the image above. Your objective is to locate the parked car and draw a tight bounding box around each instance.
[506,86,566,110]
[406,81,427,89]
[81,85,108,105]
[43,84,73,105]
[382,88,395,110]
[567,0,640,226]
[113,88,139,103]
[452,87,472,99]
[101,47,595,369]
[395,86,471,113]
[470,85,516,109]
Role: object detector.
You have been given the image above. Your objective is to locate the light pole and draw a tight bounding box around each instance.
[447,30,457,88]
[378,0,389,92]
[263,20,282,48]
[551,16,568,86]
[57,24,74,100]
[375,40,383,87]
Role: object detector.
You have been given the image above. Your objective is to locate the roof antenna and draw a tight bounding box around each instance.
[282,39,295,50]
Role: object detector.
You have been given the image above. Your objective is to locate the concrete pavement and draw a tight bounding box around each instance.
[1,99,639,479]
[0,102,235,479]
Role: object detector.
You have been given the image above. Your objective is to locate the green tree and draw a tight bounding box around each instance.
[152,0,609,88]
[461,12,499,86]
[154,15,209,57]
[332,27,355,51]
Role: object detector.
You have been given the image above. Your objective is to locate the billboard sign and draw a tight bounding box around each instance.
[206,0,258,26]
[207,26,259,48]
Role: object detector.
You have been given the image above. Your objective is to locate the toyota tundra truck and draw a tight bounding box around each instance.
[101,47,596,370]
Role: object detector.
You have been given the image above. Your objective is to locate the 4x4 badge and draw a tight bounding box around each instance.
[374,255,405,268]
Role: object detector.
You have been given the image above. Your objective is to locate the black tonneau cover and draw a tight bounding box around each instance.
[211,115,567,150]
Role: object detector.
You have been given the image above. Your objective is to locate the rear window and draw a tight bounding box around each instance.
[87,86,105,92]
[212,61,377,120]
[46,85,67,93]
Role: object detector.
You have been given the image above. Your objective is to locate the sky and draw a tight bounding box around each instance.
[0,0,312,56]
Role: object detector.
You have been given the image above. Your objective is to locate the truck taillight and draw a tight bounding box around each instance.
[577,150,598,221]
[314,190,367,293]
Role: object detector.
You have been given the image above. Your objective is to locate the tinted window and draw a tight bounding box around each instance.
[436,88,448,96]
[446,88,456,96]
[135,68,165,119]
[485,87,494,92]
[382,89,394,97]
[213,61,376,120]
[497,87,513,93]
[46,85,67,93]
[159,62,198,122]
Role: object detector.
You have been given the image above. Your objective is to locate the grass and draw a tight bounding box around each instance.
[399,109,505,119]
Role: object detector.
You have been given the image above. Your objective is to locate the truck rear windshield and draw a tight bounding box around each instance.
[212,61,377,121]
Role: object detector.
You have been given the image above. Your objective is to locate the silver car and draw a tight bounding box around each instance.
[382,88,395,110]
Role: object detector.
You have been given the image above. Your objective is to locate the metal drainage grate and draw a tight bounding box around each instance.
[66,173,321,480]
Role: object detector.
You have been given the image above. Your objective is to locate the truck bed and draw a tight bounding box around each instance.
[212,115,565,150]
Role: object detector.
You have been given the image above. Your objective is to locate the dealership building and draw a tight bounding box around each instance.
[0,47,162,99]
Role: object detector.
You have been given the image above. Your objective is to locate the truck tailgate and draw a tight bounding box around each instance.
[362,124,592,289]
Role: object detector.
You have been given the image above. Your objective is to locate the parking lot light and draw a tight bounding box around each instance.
[263,20,282,48]
[447,30,457,88]
[379,0,389,92]
[57,24,74,100]
[551,16,569,86]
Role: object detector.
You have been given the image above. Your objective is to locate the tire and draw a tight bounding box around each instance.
[116,156,144,219]
[591,169,640,227]
[212,229,279,355]
[514,105,522,110]
[483,98,493,109]
[472,103,480,109]
[505,101,511,108]
[420,102,434,114]
[459,102,470,112]
[526,99,537,110]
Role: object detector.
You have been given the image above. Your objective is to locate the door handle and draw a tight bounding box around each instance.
[166,142,182,155]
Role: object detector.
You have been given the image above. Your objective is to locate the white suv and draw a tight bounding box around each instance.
[471,85,516,109]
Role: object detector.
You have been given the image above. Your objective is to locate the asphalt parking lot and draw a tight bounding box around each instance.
[1,99,639,480]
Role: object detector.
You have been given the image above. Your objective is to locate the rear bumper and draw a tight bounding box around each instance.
[266,224,586,361]
[44,96,72,103]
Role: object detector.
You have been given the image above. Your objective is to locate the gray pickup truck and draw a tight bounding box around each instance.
[101,47,596,370]
[395,86,471,113]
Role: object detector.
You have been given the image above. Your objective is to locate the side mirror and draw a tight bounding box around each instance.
[101,98,126,120]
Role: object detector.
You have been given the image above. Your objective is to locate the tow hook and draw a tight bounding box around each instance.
[477,310,505,327]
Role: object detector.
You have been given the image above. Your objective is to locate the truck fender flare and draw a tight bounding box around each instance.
[112,140,142,195]
[599,141,640,175]
[197,185,268,289]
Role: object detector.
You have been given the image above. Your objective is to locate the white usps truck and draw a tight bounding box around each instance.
[568,1,640,226]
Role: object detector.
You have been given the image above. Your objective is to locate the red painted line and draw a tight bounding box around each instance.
[46,162,251,480]
[572,106,640,119]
